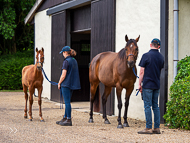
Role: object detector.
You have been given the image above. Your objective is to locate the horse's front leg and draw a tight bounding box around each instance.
[116,85,123,128]
[38,86,44,122]
[102,86,112,124]
[28,86,34,121]
[23,84,28,118]
[123,86,134,127]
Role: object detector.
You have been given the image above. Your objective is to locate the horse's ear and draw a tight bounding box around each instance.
[136,35,140,42]
[125,35,128,42]
[41,47,44,52]
[36,48,38,52]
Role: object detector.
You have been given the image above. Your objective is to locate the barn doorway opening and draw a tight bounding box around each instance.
[70,32,91,102]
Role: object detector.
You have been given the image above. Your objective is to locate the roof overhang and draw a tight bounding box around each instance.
[47,0,91,15]
[25,0,91,24]
[24,0,45,24]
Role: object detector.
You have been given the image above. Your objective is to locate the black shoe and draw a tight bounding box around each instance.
[59,119,72,126]
[56,117,67,125]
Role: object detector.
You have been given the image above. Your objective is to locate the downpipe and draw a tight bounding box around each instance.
[173,0,179,80]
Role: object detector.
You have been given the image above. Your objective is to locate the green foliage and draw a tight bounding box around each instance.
[164,56,190,130]
[0,50,34,90]
[175,56,190,80]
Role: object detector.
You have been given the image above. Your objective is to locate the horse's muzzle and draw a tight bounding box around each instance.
[127,61,135,68]
[37,62,43,70]
[37,66,42,70]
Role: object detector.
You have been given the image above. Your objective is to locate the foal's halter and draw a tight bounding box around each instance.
[36,53,44,67]
[37,61,43,66]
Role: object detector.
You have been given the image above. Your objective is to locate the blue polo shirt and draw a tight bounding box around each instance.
[139,49,164,89]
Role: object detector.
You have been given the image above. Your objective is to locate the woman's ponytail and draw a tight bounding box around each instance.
[70,49,77,57]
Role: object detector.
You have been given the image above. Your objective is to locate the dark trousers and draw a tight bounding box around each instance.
[61,87,73,119]
[143,88,160,128]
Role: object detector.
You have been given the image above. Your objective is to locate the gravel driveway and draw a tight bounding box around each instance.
[0,92,189,143]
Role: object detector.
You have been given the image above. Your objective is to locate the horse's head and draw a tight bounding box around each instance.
[36,47,44,71]
[124,35,140,68]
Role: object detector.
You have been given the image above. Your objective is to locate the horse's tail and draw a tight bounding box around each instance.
[89,55,101,112]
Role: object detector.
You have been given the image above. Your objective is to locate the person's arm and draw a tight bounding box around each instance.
[138,67,145,93]
[58,70,67,89]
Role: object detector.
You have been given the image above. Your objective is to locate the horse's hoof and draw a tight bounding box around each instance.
[24,116,27,119]
[104,119,111,124]
[29,119,32,121]
[117,124,123,128]
[40,119,45,122]
[88,119,94,123]
[123,123,129,127]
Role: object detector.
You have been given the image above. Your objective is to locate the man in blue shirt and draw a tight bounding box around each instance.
[138,39,164,134]
[56,46,81,126]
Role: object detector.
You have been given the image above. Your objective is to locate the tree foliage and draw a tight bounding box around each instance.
[0,0,36,55]
[0,1,16,39]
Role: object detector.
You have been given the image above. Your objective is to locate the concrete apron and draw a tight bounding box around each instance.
[42,98,102,116]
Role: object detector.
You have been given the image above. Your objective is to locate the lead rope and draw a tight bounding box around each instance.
[42,68,63,109]
[132,67,140,96]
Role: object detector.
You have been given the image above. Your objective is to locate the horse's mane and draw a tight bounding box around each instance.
[118,48,126,60]
[118,39,137,60]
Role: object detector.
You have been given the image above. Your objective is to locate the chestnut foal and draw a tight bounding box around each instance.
[22,48,44,122]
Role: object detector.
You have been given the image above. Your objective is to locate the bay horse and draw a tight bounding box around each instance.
[89,35,140,128]
[22,48,44,122]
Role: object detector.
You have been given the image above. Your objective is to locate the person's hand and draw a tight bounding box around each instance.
[138,85,142,93]
[58,84,60,89]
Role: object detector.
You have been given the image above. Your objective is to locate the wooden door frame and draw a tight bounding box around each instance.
[160,0,169,123]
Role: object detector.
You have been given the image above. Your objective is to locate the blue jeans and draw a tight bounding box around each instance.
[143,88,160,129]
[61,87,73,119]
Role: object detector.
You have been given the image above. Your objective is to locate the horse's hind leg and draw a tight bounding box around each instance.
[23,84,28,118]
[28,86,34,121]
[88,82,99,123]
[37,86,44,122]
[123,86,134,127]
[102,86,112,124]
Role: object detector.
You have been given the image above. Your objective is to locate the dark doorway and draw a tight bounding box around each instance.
[71,32,91,102]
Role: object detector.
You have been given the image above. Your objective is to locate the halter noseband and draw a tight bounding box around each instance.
[37,61,43,66]
[127,54,135,59]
